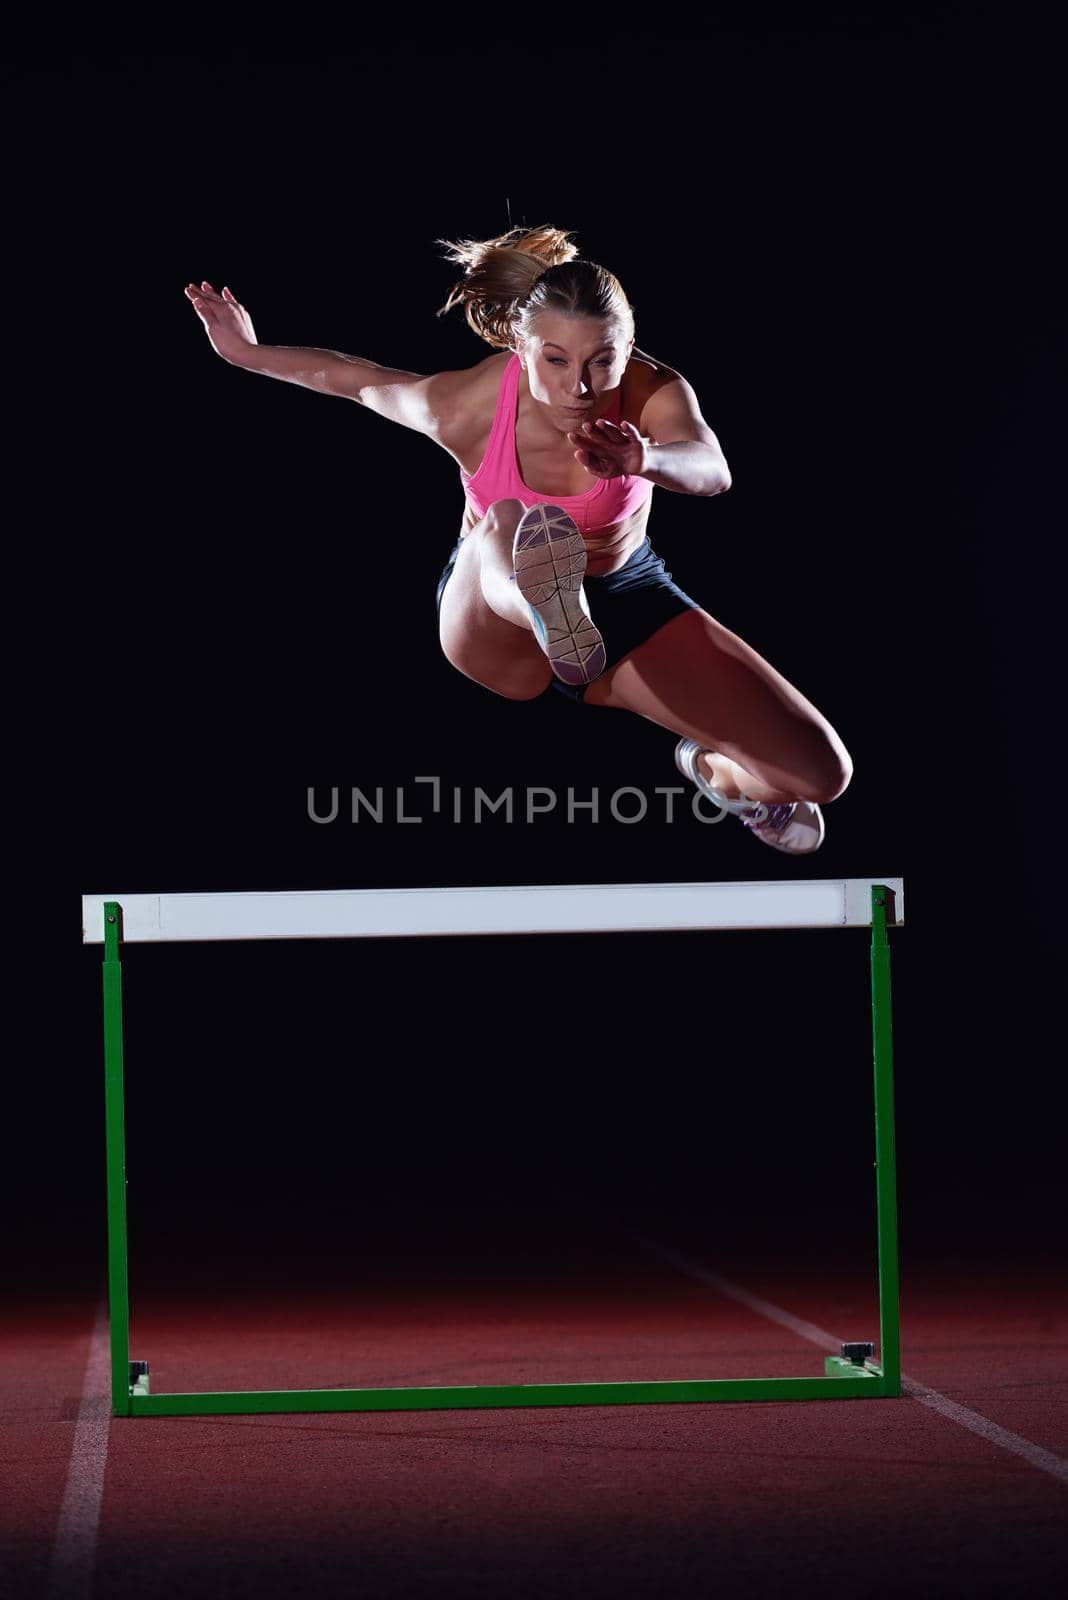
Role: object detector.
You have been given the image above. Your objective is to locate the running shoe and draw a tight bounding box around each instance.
[513,504,606,686]
[674,737,825,854]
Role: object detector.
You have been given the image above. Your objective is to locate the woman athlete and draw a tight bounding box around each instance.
[184,223,853,852]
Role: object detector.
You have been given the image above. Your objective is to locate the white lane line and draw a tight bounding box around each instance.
[627,1230,1068,1488]
[900,1379,1068,1485]
[46,1300,112,1600]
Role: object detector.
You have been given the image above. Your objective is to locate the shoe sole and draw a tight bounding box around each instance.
[513,504,606,686]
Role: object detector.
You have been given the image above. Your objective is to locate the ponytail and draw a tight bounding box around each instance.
[435,223,581,349]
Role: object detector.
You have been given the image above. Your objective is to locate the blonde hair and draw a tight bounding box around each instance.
[435,223,635,351]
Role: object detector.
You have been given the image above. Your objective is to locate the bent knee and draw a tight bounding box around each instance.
[454,666,548,702]
[483,498,527,537]
[796,740,854,805]
[495,682,549,701]
[439,641,550,702]
[487,497,527,522]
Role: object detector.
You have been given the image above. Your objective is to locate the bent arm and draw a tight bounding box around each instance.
[642,440,730,497]
[638,375,732,496]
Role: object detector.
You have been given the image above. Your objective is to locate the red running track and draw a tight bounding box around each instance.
[3,1216,1066,1599]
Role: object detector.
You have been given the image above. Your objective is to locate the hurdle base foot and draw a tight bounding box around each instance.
[825,1356,882,1380]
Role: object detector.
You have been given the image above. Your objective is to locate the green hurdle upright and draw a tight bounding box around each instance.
[85,877,903,1417]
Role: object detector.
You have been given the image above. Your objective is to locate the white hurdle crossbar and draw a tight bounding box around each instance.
[82,877,903,944]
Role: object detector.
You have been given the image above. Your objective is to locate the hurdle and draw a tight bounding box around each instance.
[83,877,904,1417]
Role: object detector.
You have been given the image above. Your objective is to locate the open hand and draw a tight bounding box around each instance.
[567,417,649,480]
[184,280,258,365]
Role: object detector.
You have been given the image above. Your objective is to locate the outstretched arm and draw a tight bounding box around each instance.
[183,280,456,434]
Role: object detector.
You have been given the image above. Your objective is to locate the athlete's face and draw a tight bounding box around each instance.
[518,312,633,430]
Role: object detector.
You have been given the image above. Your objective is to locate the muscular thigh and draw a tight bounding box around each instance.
[438,535,553,701]
[585,607,850,797]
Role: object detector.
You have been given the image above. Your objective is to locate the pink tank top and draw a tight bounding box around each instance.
[459,354,654,534]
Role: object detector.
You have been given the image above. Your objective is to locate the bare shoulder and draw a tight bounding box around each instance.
[432,350,509,456]
[628,348,721,439]
[351,348,507,450]
[626,347,686,410]
[628,348,727,458]
[629,345,683,383]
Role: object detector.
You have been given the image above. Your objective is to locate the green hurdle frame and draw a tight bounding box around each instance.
[92,879,902,1416]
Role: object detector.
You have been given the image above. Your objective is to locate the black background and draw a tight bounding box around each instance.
[7,6,1064,1285]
